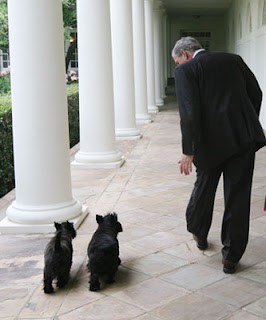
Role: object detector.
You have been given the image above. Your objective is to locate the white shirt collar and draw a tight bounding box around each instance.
[193,48,206,58]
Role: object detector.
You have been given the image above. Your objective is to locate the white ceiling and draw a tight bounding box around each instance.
[161,0,233,17]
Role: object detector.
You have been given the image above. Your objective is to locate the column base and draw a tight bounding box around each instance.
[115,128,142,140]
[136,113,152,124]
[72,157,125,169]
[6,198,83,225]
[73,150,124,168]
[156,98,164,106]
[148,105,159,113]
[136,119,152,124]
[0,205,88,234]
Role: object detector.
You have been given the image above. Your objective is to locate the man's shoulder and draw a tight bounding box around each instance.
[197,51,241,60]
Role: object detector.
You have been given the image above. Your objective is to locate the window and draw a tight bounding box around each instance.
[0,50,10,70]
[180,30,211,50]
[263,0,266,25]
[70,49,78,69]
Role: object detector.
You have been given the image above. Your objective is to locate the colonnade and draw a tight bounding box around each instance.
[0,0,168,233]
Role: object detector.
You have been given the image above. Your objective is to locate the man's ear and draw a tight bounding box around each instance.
[96,215,103,224]
[180,49,186,57]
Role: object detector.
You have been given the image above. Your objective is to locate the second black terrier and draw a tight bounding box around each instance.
[43,221,76,293]
[87,212,123,291]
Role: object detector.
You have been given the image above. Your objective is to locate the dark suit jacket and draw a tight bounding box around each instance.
[174,51,266,169]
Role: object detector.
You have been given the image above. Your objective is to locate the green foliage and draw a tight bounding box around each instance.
[67,83,79,147]
[62,0,77,42]
[0,0,8,53]
[0,72,10,94]
[0,94,11,112]
[0,108,14,197]
[0,83,79,198]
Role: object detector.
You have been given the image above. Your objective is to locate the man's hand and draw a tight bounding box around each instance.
[178,154,194,175]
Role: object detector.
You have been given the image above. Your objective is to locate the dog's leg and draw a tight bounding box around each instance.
[106,265,118,284]
[43,271,54,294]
[57,272,69,288]
[89,272,100,291]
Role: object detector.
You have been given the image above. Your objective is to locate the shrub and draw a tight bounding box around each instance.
[0,83,79,198]
[67,83,79,147]
[0,72,11,95]
[0,104,14,197]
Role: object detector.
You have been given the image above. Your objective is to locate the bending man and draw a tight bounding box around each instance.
[172,36,266,273]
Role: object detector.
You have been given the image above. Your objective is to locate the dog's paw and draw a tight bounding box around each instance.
[89,282,100,291]
[43,286,54,294]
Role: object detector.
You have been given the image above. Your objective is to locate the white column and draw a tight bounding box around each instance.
[132,0,152,124]
[145,0,158,113]
[153,1,164,106]
[163,13,168,89]
[160,10,167,99]
[110,0,142,140]
[1,0,86,233]
[73,0,124,168]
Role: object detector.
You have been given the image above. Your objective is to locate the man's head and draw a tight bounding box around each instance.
[172,36,202,65]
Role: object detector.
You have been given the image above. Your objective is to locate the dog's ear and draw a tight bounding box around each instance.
[110,213,118,223]
[66,221,73,228]
[117,222,123,233]
[54,222,61,230]
[96,215,104,224]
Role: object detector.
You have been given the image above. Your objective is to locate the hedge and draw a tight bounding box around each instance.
[0,83,80,198]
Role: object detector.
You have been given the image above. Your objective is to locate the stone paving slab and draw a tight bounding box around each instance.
[0,95,266,319]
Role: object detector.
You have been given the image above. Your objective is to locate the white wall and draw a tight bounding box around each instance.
[226,0,266,129]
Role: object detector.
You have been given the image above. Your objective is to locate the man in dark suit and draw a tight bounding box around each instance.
[172,36,266,273]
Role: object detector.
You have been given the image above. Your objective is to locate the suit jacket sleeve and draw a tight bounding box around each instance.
[174,65,201,155]
[236,56,262,116]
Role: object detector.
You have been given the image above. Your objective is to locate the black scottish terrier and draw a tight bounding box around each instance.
[87,212,123,291]
[43,221,76,294]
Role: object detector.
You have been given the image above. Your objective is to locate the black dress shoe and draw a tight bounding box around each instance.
[192,234,208,250]
[222,259,237,274]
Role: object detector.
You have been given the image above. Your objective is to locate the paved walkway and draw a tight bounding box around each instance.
[1,95,266,319]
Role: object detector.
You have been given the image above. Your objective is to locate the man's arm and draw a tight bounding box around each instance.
[174,64,201,175]
[236,56,262,116]
[174,65,201,155]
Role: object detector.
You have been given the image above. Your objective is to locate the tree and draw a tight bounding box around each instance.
[0,0,8,53]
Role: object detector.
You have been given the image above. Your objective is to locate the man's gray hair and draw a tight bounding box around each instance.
[172,36,202,57]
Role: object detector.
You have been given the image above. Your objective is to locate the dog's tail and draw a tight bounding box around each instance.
[54,231,62,252]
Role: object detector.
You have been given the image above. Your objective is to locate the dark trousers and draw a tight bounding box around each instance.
[186,147,255,263]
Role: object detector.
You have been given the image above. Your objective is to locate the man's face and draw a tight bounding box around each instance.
[173,50,193,65]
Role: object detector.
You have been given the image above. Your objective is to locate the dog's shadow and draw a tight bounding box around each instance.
[97,264,132,291]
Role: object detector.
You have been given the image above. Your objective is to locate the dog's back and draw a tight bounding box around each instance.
[88,232,119,274]
[45,231,73,274]
[87,213,122,291]
[43,221,76,293]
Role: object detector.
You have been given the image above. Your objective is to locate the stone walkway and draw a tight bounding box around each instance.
[1,95,266,319]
